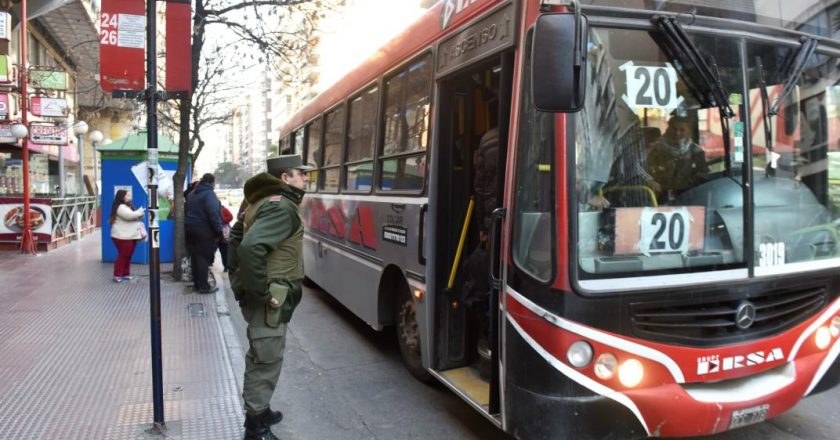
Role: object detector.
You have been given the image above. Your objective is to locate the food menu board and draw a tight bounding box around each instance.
[0,198,52,242]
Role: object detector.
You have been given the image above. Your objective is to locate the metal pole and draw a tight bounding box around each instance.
[92,144,98,198]
[19,0,35,254]
[58,141,65,196]
[78,134,84,195]
[146,0,164,432]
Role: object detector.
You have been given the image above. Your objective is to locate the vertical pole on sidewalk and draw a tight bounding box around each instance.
[146,0,165,432]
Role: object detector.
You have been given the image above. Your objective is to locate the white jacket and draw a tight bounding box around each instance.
[111,204,145,240]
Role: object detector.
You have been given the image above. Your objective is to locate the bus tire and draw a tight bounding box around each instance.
[396,284,434,383]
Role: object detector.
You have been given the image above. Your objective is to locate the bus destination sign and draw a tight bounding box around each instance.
[436,2,515,77]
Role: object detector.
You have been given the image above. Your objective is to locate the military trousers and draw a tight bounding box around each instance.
[241,303,288,416]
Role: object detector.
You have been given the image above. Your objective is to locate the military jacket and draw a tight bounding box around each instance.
[228,173,305,309]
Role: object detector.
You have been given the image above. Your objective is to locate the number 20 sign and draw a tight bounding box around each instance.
[614,206,706,256]
[619,61,684,114]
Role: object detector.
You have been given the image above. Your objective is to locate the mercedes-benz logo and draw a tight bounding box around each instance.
[735,301,757,330]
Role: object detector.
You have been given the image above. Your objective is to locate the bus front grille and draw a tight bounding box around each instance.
[630,286,827,345]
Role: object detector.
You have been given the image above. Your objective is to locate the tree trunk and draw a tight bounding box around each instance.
[172,100,191,281]
[172,0,207,280]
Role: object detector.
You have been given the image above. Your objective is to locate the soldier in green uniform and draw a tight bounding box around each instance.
[228,155,311,440]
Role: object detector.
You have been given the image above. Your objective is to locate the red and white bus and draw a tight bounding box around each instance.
[277,0,840,437]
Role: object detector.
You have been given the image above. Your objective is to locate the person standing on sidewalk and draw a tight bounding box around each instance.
[218,204,234,272]
[228,155,311,440]
[185,173,223,294]
[109,189,145,283]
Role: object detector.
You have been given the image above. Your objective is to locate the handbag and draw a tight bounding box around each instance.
[139,223,148,240]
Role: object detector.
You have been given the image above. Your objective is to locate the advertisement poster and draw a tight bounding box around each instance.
[0,201,52,242]
[130,161,175,219]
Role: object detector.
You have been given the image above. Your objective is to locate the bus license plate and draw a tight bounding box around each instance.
[729,404,769,429]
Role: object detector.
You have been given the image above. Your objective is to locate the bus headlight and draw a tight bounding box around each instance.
[594,353,618,380]
[830,316,840,338]
[567,341,593,368]
[815,326,832,350]
[618,359,644,388]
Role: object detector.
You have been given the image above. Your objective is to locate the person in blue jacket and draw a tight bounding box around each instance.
[185,173,223,293]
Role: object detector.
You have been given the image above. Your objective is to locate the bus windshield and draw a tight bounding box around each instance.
[574,25,840,280]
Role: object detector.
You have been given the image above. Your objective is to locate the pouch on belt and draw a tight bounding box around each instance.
[265,282,289,328]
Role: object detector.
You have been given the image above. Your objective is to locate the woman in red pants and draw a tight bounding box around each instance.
[109,189,145,282]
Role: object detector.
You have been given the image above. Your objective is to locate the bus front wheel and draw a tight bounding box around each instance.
[396,286,434,383]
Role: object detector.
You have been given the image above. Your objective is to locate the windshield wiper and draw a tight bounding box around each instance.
[651,15,735,118]
[770,37,817,116]
[651,15,735,176]
[754,38,816,178]
[755,57,778,177]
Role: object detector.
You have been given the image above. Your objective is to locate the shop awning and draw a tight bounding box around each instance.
[97,131,180,155]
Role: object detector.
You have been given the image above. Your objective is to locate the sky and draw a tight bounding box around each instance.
[195,0,430,175]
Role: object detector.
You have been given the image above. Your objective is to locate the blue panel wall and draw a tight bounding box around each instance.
[101,157,186,264]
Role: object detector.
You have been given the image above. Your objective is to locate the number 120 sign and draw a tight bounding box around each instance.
[99,0,145,92]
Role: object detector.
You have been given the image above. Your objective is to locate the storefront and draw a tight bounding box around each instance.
[0,138,97,251]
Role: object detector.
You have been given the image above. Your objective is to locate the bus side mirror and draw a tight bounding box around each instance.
[531,12,589,113]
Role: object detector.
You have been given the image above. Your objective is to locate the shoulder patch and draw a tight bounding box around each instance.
[269,196,284,202]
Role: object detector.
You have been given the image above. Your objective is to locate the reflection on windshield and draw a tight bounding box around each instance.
[749,44,840,271]
[577,27,745,277]
[576,25,840,280]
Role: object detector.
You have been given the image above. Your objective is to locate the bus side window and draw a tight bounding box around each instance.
[321,105,345,193]
[294,129,304,156]
[345,86,379,192]
[306,118,323,193]
[512,33,555,282]
[379,54,432,191]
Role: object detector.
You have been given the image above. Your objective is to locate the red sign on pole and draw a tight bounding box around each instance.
[165,0,192,94]
[99,0,146,92]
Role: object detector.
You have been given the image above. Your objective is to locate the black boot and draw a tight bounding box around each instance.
[244,413,279,440]
[257,408,283,426]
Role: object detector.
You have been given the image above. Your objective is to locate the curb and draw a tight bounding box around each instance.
[211,267,246,397]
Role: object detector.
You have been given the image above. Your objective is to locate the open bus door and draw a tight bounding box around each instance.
[430,51,514,417]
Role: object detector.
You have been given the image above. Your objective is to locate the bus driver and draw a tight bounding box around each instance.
[647,116,710,198]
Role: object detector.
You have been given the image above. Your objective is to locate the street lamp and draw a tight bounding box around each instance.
[11,123,28,139]
[73,121,88,196]
[11,122,35,254]
[89,130,104,197]
[16,0,36,254]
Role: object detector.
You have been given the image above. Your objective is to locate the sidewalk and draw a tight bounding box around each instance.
[0,233,243,439]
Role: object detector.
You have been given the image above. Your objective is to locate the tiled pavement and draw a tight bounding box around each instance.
[0,233,243,439]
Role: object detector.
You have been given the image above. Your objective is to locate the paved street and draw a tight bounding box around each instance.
[221,274,508,440]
